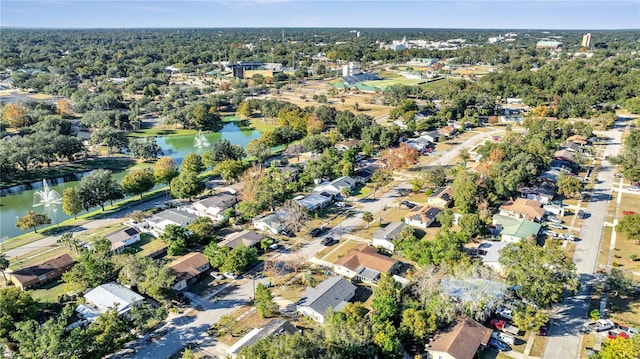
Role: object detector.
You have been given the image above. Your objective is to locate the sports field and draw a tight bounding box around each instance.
[362,77,425,89]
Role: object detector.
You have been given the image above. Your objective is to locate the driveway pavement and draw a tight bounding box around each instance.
[543,117,627,359]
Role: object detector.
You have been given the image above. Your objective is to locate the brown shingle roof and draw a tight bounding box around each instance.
[499,198,545,221]
[10,253,74,287]
[334,244,397,273]
[169,252,210,282]
[428,317,492,359]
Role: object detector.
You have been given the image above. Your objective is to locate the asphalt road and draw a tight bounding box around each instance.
[543,117,627,359]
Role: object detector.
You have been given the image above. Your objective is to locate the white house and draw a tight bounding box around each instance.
[190,192,237,221]
[297,276,356,324]
[333,244,399,285]
[76,283,144,322]
[146,208,199,234]
[477,241,509,274]
[253,212,285,234]
[313,176,357,197]
[294,192,333,211]
[372,222,410,252]
[104,227,141,254]
[405,205,442,229]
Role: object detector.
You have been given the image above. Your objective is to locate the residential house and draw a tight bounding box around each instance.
[191,192,237,221]
[294,192,333,211]
[9,253,74,290]
[438,126,457,138]
[522,183,555,204]
[426,316,493,359]
[313,176,357,198]
[406,137,432,153]
[297,276,356,324]
[76,283,144,323]
[466,161,490,176]
[169,252,211,291]
[566,134,588,147]
[218,230,265,249]
[353,165,377,184]
[428,186,454,208]
[227,319,298,357]
[372,222,410,252]
[553,149,574,163]
[549,159,577,174]
[421,130,442,143]
[335,139,360,151]
[539,169,564,184]
[499,198,545,222]
[477,241,509,274]
[147,208,199,233]
[253,212,285,234]
[492,214,541,242]
[405,205,442,229]
[104,227,141,254]
[333,244,399,284]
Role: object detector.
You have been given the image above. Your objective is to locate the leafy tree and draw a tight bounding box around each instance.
[617,214,640,244]
[424,166,447,189]
[499,240,579,307]
[324,303,375,358]
[280,200,309,232]
[16,210,51,233]
[58,233,81,253]
[214,159,247,182]
[89,127,128,154]
[76,169,123,211]
[254,283,278,318]
[459,213,486,239]
[452,169,479,214]
[159,224,193,246]
[597,334,640,359]
[53,135,85,162]
[0,287,38,341]
[129,137,163,161]
[221,244,258,274]
[154,157,179,189]
[187,216,215,243]
[203,242,231,270]
[237,101,252,118]
[170,171,204,200]
[86,309,131,357]
[237,331,327,359]
[437,209,455,229]
[607,268,636,296]
[10,305,79,359]
[302,134,332,154]
[371,274,401,324]
[62,187,82,218]
[181,153,204,173]
[121,169,155,199]
[372,320,403,359]
[246,139,271,166]
[381,143,419,170]
[2,103,30,128]
[512,304,548,331]
[62,237,114,292]
[400,308,437,347]
[556,173,583,198]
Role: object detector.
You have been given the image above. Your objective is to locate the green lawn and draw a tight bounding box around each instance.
[30,280,68,304]
[362,77,425,89]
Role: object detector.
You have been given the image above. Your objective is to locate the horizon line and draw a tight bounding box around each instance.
[2,26,639,31]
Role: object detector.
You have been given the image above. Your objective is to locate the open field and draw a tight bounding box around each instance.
[362,77,425,89]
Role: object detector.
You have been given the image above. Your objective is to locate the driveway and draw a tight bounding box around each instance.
[543,117,627,359]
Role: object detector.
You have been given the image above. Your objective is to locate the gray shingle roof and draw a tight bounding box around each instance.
[373,222,408,241]
[298,276,356,317]
[151,208,198,226]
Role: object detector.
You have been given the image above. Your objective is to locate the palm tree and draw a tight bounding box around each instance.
[0,253,9,282]
[362,211,374,228]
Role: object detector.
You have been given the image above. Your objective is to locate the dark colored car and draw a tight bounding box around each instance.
[401,200,417,209]
[577,209,586,219]
[310,226,328,237]
[539,325,549,336]
[280,228,296,237]
[488,338,508,351]
[321,237,337,246]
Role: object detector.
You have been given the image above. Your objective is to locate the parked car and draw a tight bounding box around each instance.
[542,230,559,238]
[492,331,516,345]
[616,324,639,336]
[280,228,296,237]
[321,237,337,246]
[623,211,637,216]
[545,215,563,224]
[547,223,565,230]
[491,319,520,335]
[577,209,586,219]
[488,338,508,351]
[496,308,513,320]
[585,319,614,332]
[608,331,629,340]
[223,272,240,280]
[628,186,640,192]
[401,200,417,209]
[210,272,225,280]
[175,292,190,305]
[310,226,328,237]
[539,324,549,336]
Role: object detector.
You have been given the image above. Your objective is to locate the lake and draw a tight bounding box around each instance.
[0,122,261,240]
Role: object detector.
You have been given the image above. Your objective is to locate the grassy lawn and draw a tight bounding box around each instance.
[30,280,68,303]
[608,293,640,327]
[407,192,429,204]
[216,309,271,346]
[321,240,362,264]
[620,194,640,214]
[379,207,411,223]
[529,335,547,357]
[580,333,596,359]
[362,77,425,89]
[511,331,529,353]
[352,185,372,198]
[137,238,168,258]
[598,227,612,268]
[610,231,640,272]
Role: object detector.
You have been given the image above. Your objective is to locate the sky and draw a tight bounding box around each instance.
[1,0,639,29]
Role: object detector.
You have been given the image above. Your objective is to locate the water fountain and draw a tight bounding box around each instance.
[194,130,211,153]
[33,179,62,224]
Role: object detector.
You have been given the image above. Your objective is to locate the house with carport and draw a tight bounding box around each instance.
[169,252,211,291]
[296,276,356,324]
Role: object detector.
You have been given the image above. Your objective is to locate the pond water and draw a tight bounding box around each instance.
[0,122,261,240]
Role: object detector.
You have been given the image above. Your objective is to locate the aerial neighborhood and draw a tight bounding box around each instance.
[1,17,640,359]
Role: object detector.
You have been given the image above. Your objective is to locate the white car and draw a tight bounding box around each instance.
[628,186,640,192]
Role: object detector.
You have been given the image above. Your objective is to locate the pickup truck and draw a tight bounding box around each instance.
[585,319,614,332]
[492,331,516,345]
[491,319,520,335]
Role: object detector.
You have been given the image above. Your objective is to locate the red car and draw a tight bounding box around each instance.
[608,331,629,340]
[491,319,506,331]
[623,211,637,216]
